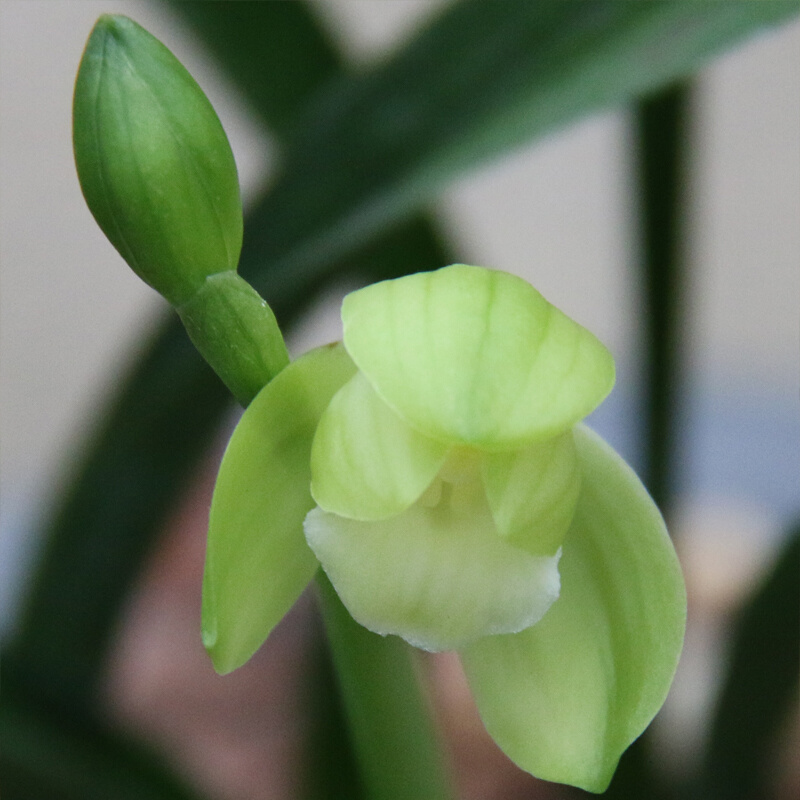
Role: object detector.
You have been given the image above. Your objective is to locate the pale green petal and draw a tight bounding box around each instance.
[304,489,560,652]
[342,265,614,449]
[481,430,580,555]
[461,425,686,793]
[311,371,449,520]
[203,343,356,674]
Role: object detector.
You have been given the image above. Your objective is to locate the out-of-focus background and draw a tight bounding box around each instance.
[1,2,798,799]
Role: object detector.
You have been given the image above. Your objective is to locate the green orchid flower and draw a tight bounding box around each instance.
[204,264,686,793]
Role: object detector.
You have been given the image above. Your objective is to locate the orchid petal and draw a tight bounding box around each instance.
[461,425,686,793]
[304,489,560,652]
[311,371,449,520]
[203,343,356,674]
[481,429,580,555]
[342,265,614,449]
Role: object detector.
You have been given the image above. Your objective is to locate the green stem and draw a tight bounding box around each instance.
[176,272,289,406]
[314,573,454,800]
[637,84,691,514]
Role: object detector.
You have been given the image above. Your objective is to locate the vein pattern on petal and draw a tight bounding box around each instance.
[461,425,686,792]
[311,370,449,520]
[342,265,615,449]
[304,487,561,652]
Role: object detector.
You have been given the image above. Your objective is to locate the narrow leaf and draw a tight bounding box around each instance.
[168,0,342,137]
[700,524,800,800]
[1,673,205,800]
[241,0,798,290]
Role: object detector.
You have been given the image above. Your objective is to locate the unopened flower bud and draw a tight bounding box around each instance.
[73,14,243,306]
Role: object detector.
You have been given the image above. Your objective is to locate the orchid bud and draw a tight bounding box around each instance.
[73,14,242,306]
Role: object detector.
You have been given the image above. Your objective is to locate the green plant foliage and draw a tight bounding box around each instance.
[1,671,204,800]
[8,2,797,798]
[239,0,798,299]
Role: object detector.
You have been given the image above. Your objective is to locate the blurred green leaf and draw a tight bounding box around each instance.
[6,3,450,712]
[170,0,342,137]
[239,0,798,295]
[700,525,800,800]
[591,82,693,800]
[1,670,205,800]
[636,84,692,511]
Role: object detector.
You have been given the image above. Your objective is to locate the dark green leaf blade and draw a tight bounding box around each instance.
[168,0,341,137]
[594,82,693,800]
[5,216,453,712]
[240,0,799,289]
[7,0,453,711]
[1,672,207,800]
[700,525,800,800]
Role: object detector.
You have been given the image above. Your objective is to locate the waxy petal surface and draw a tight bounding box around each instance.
[461,425,686,793]
[304,489,560,652]
[203,344,356,674]
[342,265,614,449]
[482,430,580,555]
[311,371,449,520]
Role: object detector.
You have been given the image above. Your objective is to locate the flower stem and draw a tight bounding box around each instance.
[314,572,454,800]
[176,272,289,406]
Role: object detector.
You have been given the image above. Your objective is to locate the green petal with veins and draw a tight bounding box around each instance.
[304,489,561,652]
[311,371,449,520]
[461,425,686,793]
[481,429,580,556]
[342,265,615,450]
[203,343,356,674]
